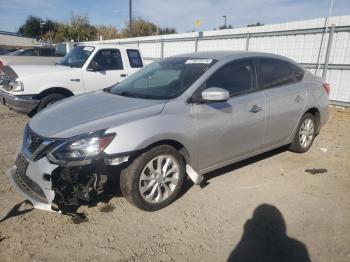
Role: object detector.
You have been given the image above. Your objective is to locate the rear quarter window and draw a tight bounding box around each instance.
[127,49,143,68]
[259,58,294,89]
[290,63,305,81]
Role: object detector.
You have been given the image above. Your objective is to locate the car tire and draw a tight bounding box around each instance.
[289,113,316,153]
[120,145,186,211]
[37,93,66,112]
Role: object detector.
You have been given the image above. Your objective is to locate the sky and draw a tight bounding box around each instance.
[0,0,350,33]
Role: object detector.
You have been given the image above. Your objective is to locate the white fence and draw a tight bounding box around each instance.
[89,15,350,105]
[0,32,36,47]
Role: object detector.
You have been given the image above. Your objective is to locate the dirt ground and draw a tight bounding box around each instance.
[0,105,349,262]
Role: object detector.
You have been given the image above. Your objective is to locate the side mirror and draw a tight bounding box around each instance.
[87,60,104,71]
[201,87,230,102]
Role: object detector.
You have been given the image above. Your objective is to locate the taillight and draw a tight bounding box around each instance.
[323,82,330,96]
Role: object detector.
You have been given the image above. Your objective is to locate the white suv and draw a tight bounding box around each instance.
[0,44,144,114]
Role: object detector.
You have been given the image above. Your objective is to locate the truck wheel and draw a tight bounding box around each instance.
[37,93,66,112]
[289,113,316,153]
[120,145,186,211]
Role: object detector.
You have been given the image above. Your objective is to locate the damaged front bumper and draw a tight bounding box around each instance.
[7,155,58,211]
[7,149,130,212]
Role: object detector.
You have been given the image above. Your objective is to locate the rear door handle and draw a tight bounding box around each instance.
[120,73,128,78]
[295,95,304,102]
[249,105,263,113]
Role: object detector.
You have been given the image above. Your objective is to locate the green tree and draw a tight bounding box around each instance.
[123,18,177,37]
[247,22,264,27]
[159,27,176,35]
[68,13,97,42]
[96,25,120,40]
[18,16,58,39]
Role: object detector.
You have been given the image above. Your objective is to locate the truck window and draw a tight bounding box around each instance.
[91,49,124,70]
[39,48,54,56]
[19,48,39,56]
[127,49,143,68]
[55,43,67,57]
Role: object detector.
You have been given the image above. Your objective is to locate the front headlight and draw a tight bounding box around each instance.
[47,130,115,165]
[10,80,24,92]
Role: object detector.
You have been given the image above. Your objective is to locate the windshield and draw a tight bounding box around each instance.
[8,49,24,56]
[109,57,216,100]
[58,46,94,68]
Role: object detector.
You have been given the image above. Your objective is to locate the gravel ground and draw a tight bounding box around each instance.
[0,106,349,262]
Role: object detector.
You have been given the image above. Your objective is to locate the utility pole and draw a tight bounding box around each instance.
[315,0,334,76]
[129,0,132,36]
[222,15,227,29]
[40,22,45,41]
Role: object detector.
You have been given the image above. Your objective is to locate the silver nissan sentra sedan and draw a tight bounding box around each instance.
[7,51,329,212]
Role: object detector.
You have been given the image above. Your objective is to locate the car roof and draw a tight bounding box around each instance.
[79,43,139,50]
[171,50,298,64]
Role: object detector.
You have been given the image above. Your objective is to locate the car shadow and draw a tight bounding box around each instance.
[204,145,289,184]
[0,200,33,223]
[179,145,290,198]
[227,204,311,262]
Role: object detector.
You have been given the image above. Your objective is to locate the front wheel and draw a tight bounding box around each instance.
[37,93,67,112]
[120,145,186,211]
[289,113,316,153]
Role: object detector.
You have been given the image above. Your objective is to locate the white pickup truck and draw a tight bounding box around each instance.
[0,42,76,66]
[0,44,144,114]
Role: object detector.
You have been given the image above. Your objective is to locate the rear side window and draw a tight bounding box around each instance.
[19,49,39,56]
[290,64,305,81]
[91,49,124,70]
[259,58,294,89]
[55,43,67,57]
[206,59,256,96]
[39,48,54,56]
[127,49,143,68]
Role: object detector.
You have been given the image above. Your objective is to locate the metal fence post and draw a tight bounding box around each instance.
[245,32,250,51]
[322,24,335,79]
[160,39,164,58]
[195,37,199,52]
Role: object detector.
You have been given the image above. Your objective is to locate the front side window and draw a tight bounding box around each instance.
[127,49,143,68]
[58,46,95,68]
[19,49,39,56]
[108,57,216,100]
[89,49,123,71]
[259,58,294,89]
[206,59,256,96]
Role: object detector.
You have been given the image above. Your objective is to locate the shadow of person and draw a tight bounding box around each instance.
[228,204,311,262]
[0,201,33,223]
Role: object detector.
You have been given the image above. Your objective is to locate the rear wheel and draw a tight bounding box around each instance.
[37,93,66,112]
[120,145,186,211]
[289,113,316,153]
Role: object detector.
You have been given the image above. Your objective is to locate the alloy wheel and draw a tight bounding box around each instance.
[139,154,179,204]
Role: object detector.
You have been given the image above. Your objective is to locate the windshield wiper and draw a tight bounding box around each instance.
[115,91,141,98]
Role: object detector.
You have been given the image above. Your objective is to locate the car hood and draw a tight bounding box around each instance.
[9,64,71,79]
[29,91,167,138]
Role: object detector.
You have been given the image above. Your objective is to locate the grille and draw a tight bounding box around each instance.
[1,77,11,91]
[25,127,45,154]
[15,169,48,203]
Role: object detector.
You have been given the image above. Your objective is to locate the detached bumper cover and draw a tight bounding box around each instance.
[6,155,58,211]
[0,89,39,113]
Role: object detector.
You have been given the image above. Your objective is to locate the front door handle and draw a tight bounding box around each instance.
[120,73,128,78]
[249,105,263,113]
[295,95,304,102]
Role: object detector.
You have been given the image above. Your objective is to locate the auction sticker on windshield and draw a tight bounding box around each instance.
[185,59,213,64]
[83,46,94,52]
